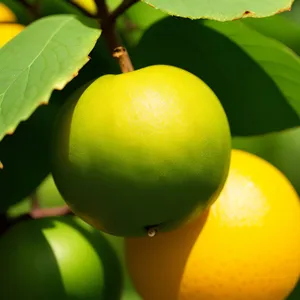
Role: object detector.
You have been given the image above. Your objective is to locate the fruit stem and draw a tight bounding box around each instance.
[112,46,134,72]
[95,0,135,73]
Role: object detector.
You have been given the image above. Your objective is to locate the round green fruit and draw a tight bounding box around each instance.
[51,64,231,237]
[101,234,142,300]
[38,174,66,208]
[0,216,123,299]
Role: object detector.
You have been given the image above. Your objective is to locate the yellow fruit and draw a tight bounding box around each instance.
[0,3,17,23]
[232,127,300,194]
[0,23,25,48]
[125,149,300,300]
[71,0,97,15]
[51,65,231,237]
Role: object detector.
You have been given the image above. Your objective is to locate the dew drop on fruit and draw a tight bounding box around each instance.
[148,227,157,237]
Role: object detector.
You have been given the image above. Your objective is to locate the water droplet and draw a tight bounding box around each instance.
[148,227,157,237]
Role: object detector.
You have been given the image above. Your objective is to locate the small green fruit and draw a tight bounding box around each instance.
[51,65,231,237]
[0,216,123,299]
[38,174,66,208]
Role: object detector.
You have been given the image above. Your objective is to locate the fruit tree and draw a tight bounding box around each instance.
[0,0,300,299]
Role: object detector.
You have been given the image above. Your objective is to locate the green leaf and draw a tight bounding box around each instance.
[132,17,300,136]
[141,0,293,21]
[0,14,100,142]
[0,100,60,213]
[118,1,167,47]
[241,14,300,55]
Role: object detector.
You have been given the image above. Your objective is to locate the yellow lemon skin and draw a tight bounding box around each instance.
[71,0,97,14]
[125,149,300,300]
[51,65,231,237]
[0,3,17,22]
[0,23,25,48]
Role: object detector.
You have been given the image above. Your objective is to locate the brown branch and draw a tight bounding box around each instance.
[30,191,40,210]
[112,46,134,72]
[0,204,73,236]
[31,205,73,219]
[66,0,97,18]
[108,0,139,24]
[16,0,39,20]
[95,0,134,73]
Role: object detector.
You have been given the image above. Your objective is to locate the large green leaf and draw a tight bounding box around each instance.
[242,14,300,55]
[0,99,60,213]
[119,1,167,47]
[0,14,100,142]
[132,17,300,136]
[141,0,293,21]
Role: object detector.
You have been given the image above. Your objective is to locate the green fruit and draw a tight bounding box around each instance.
[51,64,231,237]
[0,216,123,299]
[38,174,65,208]
[101,234,142,300]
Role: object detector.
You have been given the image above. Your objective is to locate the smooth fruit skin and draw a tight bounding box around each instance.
[38,174,66,208]
[0,3,17,22]
[0,23,25,48]
[0,216,123,299]
[125,149,300,300]
[102,234,142,300]
[71,0,97,14]
[51,64,231,237]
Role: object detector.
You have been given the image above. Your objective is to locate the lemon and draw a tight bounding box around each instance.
[125,149,300,300]
[71,0,97,15]
[0,23,25,48]
[51,65,231,237]
[0,3,17,23]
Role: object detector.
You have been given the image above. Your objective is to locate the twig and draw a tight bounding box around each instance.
[0,205,74,235]
[95,0,135,73]
[29,189,73,219]
[16,0,39,20]
[30,191,40,210]
[108,0,139,24]
[112,46,134,72]
[31,205,73,218]
[66,0,97,18]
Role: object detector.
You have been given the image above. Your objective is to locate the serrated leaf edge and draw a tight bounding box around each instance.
[141,0,294,21]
